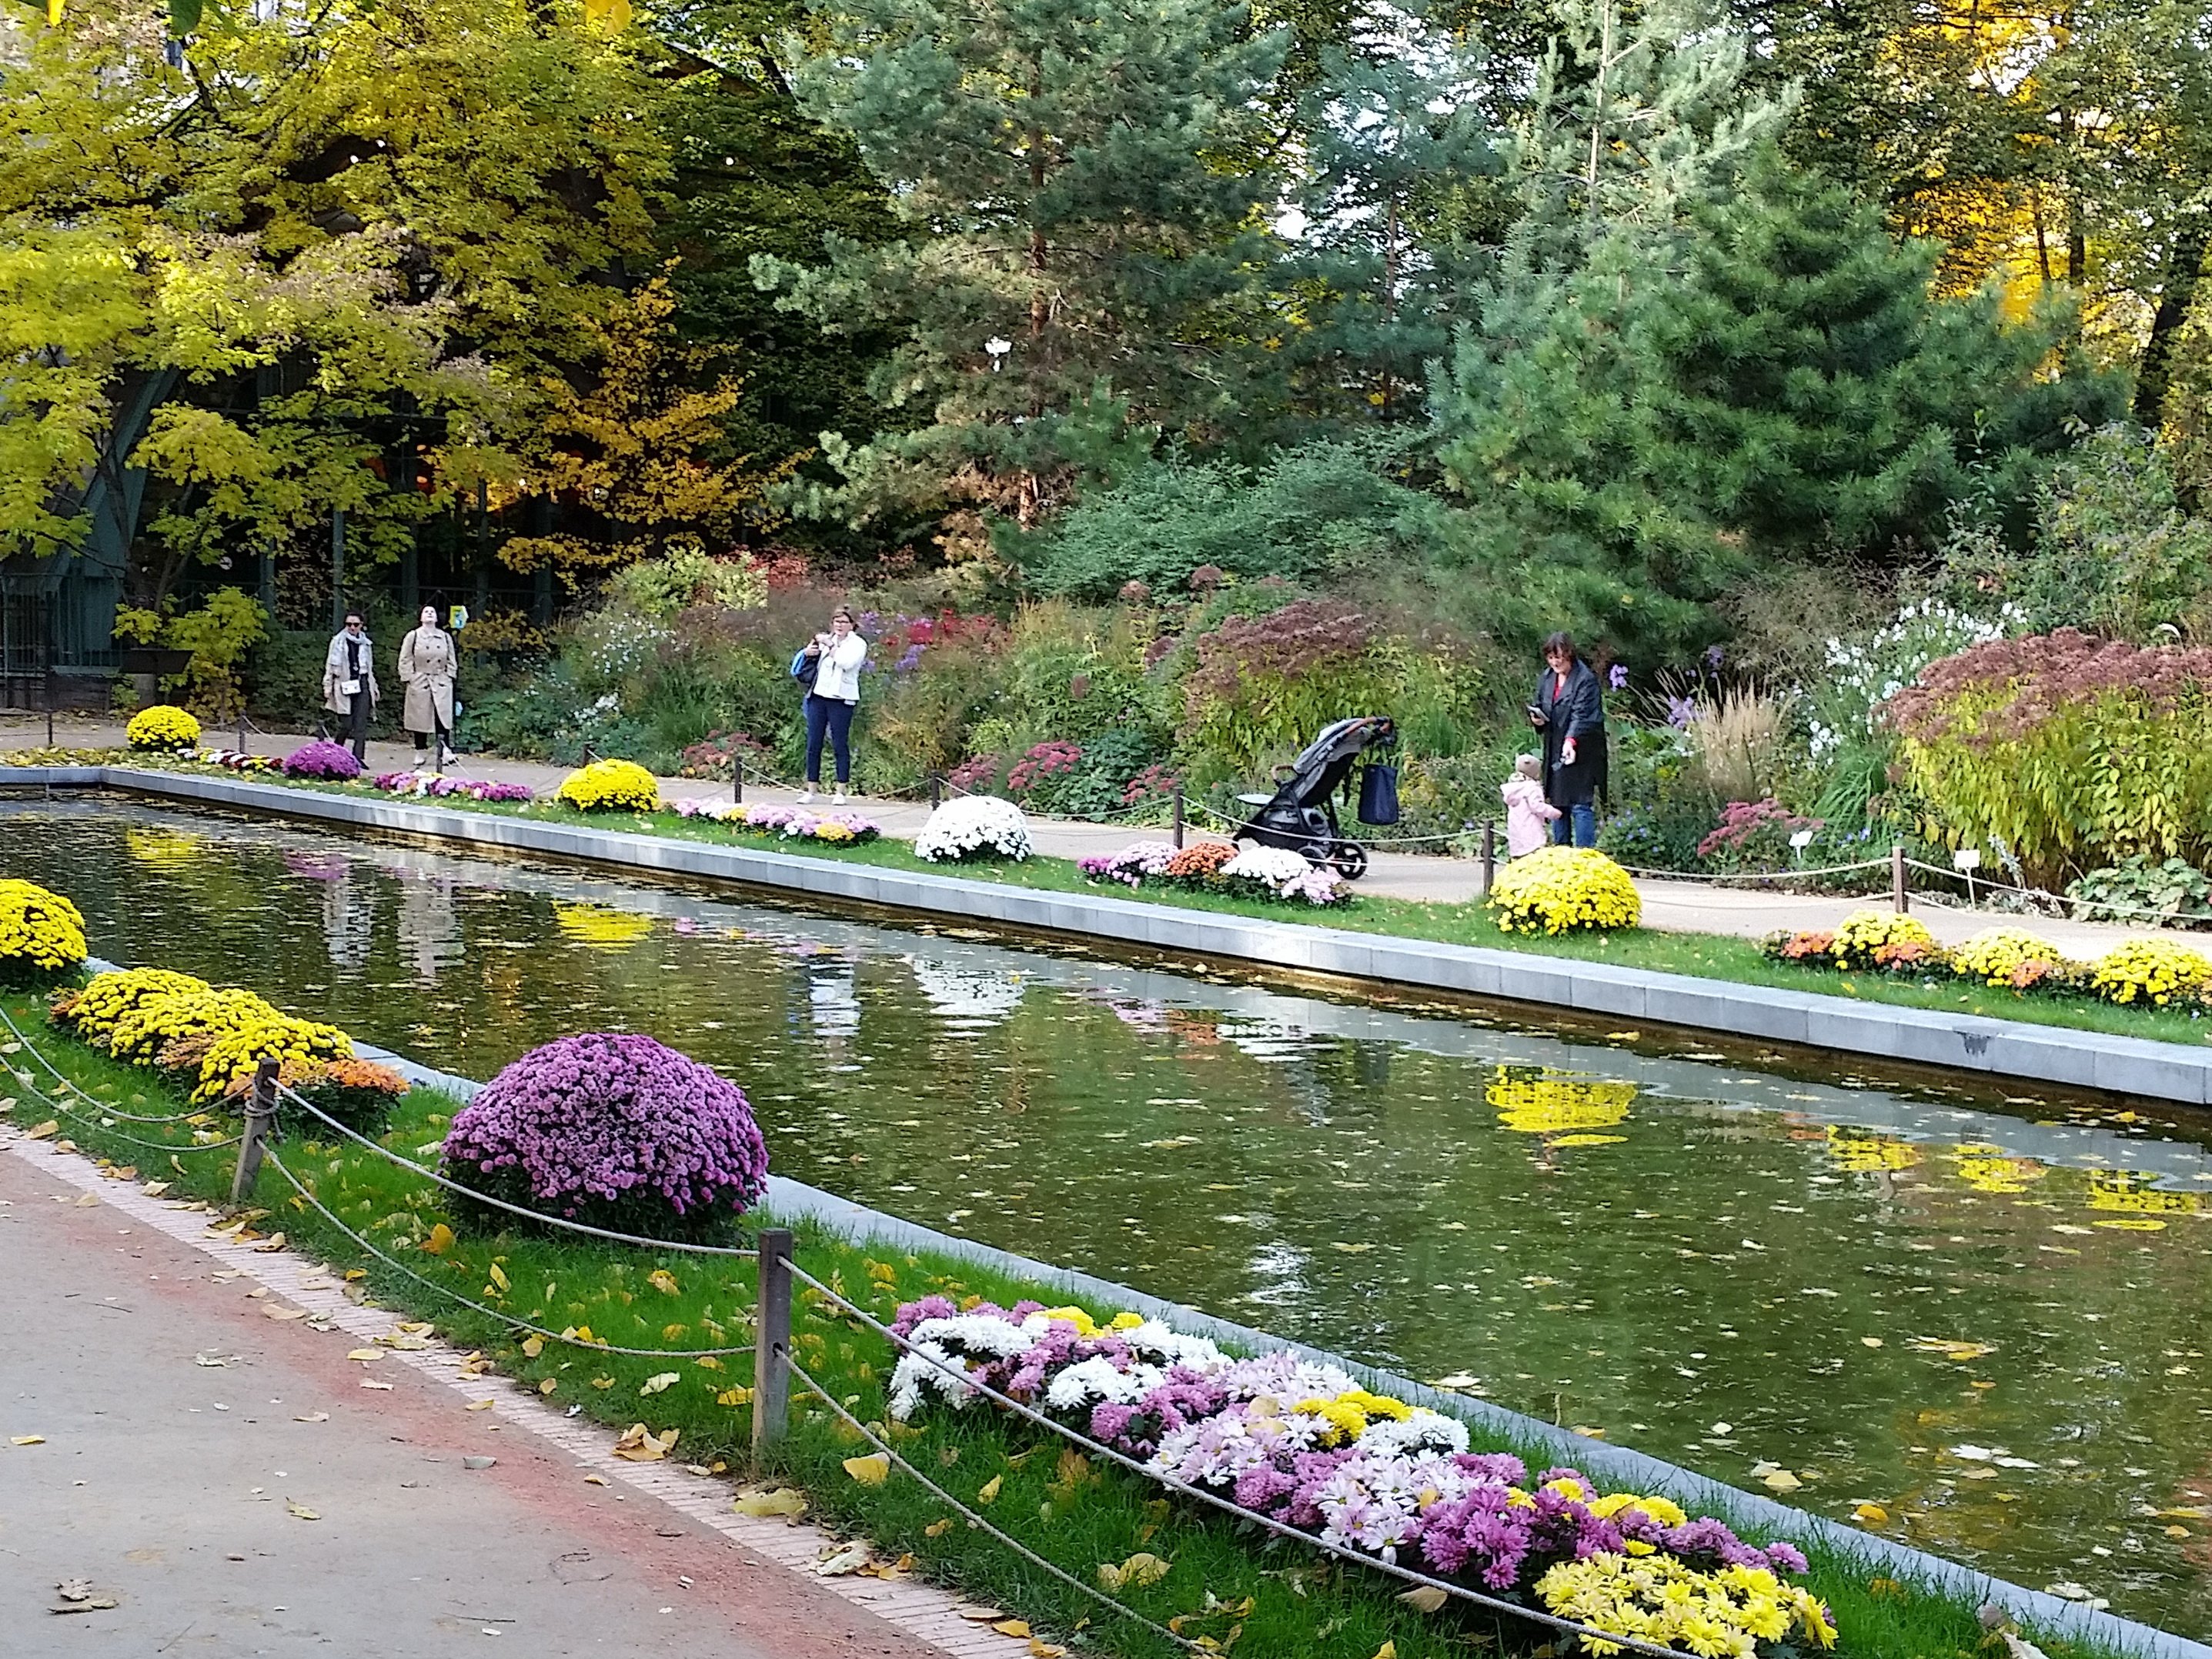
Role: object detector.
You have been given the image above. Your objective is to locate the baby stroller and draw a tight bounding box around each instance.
[1231,716,1397,880]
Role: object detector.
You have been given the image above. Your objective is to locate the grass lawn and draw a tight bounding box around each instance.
[59,751,2212,1052]
[0,986,2136,1659]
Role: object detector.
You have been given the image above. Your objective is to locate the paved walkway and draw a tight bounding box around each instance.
[0,1143,946,1659]
[0,711,2183,953]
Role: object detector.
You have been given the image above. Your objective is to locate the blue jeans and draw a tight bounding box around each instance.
[1550,802,1596,847]
[804,694,855,785]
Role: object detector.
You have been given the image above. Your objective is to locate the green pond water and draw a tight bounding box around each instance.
[8,799,2212,1636]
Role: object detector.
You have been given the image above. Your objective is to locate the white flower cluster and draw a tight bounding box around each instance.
[1803,597,2023,756]
[913,795,1034,863]
[1221,844,1348,905]
[886,1312,1040,1419]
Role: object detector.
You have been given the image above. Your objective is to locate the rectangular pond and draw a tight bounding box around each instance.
[7,796,2211,1636]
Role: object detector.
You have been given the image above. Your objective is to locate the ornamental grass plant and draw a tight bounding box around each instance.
[0,988,2127,1659]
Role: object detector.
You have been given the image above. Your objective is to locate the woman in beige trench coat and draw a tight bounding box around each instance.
[396,605,459,769]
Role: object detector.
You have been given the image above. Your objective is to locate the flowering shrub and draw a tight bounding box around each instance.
[1006,740,1083,796]
[676,729,770,782]
[52,968,212,1043]
[229,1054,409,1132]
[1219,845,1349,906]
[1826,910,1933,970]
[281,739,364,781]
[883,1297,1834,1652]
[189,1013,353,1105]
[107,986,280,1066]
[1950,927,2069,989]
[1806,597,2018,761]
[1760,930,1835,966]
[441,1033,768,1244]
[1121,763,1181,809]
[1886,629,2212,885]
[1164,840,1239,883]
[914,796,1033,863]
[673,799,881,845]
[1487,847,1641,935]
[373,772,535,803]
[0,879,87,985]
[1696,798,1817,863]
[946,755,1000,792]
[1078,841,1178,890]
[556,758,661,813]
[126,705,202,752]
[2091,938,2212,1006]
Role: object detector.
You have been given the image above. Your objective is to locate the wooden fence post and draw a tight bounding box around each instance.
[231,1057,280,1203]
[1479,821,1496,898]
[927,773,942,812]
[751,1228,794,1458]
[1171,788,1185,850]
[1891,843,1909,914]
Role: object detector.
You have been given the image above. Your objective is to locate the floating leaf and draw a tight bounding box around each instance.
[843,1454,890,1485]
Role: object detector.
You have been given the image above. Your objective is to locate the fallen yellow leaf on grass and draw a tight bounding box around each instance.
[25,1120,58,1140]
[733,1488,807,1518]
[843,1454,890,1486]
[486,1262,510,1292]
[520,1334,545,1357]
[648,1269,680,1296]
[924,1518,954,1537]
[976,1474,1003,1504]
[1028,1641,1068,1658]
[992,1621,1031,1639]
[420,1223,455,1256]
[640,1372,680,1396]
[612,1424,678,1461]
[538,1378,559,1396]
[1398,1585,1448,1613]
[716,1387,753,1407]
[1372,1644,1398,1659]
[1095,1553,1171,1592]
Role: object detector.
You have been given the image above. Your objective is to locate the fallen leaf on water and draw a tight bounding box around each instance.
[1552,1133,1627,1147]
[1861,1337,1884,1348]
[286,1502,320,1521]
[420,1223,455,1256]
[1331,1241,1373,1253]
[647,1270,680,1296]
[1604,1031,1640,1040]
[1398,1585,1449,1614]
[1571,1425,1607,1440]
[1853,1504,1890,1525]
[976,1474,1003,1504]
[1910,1338,1994,1361]
[733,1488,807,1518]
[843,1454,890,1486]
[640,1373,680,1397]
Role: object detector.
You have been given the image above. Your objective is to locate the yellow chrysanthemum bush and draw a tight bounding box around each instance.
[1535,1553,1836,1657]
[555,758,660,813]
[50,967,212,1041]
[1485,846,1640,935]
[1948,926,2071,991]
[125,704,202,752]
[190,1015,353,1105]
[2091,937,2212,1006]
[1825,909,1934,970]
[0,879,88,985]
[106,986,282,1066]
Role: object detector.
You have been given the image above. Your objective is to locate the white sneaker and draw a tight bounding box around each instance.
[832,789,848,805]
[797,789,815,803]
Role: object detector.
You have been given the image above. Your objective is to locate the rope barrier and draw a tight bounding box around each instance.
[3,1059,242,1153]
[1898,860,2212,927]
[276,1083,760,1260]
[783,1263,1699,1659]
[780,1352,1205,1654]
[262,1149,757,1358]
[0,1002,209,1122]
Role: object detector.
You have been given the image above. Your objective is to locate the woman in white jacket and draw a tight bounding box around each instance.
[798,607,867,803]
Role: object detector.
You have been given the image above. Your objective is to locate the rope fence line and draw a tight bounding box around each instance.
[275,1082,761,1261]
[781,1352,1205,1654]
[778,1262,1699,1659]
[0,1003,213,1123]
[262,1150,759,1360]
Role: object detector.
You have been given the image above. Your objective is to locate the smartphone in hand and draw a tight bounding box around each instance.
[1526,703,1547,727]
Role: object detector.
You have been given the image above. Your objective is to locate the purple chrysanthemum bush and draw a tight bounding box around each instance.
[442,1033,768,1244]
[282,739,364,780]
[884,1298,1836,1654]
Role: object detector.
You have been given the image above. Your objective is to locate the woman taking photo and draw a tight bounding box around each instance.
[1529,630,1607,847]
[797,607,867,803]
[398,604,459,771]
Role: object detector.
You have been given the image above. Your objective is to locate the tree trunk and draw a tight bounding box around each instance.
[2135,229,2208,428]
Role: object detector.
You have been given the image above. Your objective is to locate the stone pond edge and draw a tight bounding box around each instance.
[17,763,2212,1107]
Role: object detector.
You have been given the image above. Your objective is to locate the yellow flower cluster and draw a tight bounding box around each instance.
[1948,926,2064,987]
[52,968,212,1041]
[1487,1067,1636,1135]
[1039,1307,1147,1340]
[1486,846,1641,935]
[108,987,281,1066]
[1535,1554,1836,1658]
[125,704,202,752]
[2091,937,2212,1006]
[814,820,860,844]
[1290,1388,1415,1446]
[192,1016,353,1104]
[555,758,661,813]
[0,879,88,980]
[1826,908,1932,969]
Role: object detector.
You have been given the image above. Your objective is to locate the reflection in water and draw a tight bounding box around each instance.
[6,798,2212,1635]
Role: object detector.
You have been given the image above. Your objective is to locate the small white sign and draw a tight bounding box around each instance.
[1952,847,1983,871]
[1789,830,1816,850]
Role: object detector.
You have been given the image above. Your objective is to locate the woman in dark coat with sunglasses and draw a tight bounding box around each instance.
[1529,631,1607,847]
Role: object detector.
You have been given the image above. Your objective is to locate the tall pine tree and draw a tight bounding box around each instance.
[753,0,1289,537]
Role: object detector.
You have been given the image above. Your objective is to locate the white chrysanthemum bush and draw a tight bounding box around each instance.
[913,796,1034,863]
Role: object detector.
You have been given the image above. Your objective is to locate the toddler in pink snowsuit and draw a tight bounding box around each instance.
[1502,753,1561,857]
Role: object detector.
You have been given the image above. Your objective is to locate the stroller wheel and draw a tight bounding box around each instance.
[1328,840,1368,881]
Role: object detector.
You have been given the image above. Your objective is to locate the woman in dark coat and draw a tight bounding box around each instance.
[1530,631,1607,847]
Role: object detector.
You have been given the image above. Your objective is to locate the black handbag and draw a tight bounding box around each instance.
[1357,762,1400,826]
